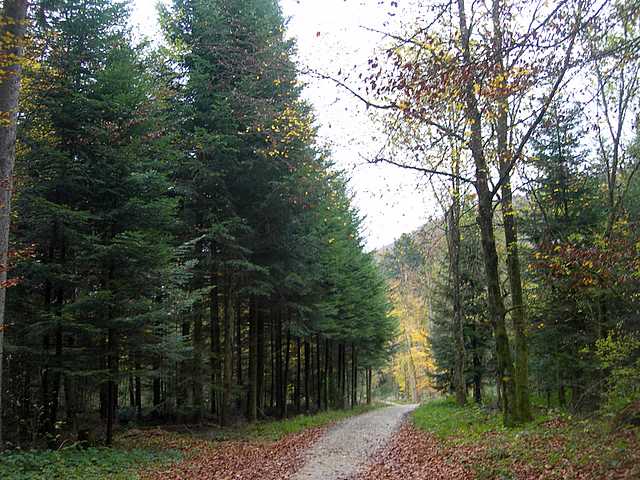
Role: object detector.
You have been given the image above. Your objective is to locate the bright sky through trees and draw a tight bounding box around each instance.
[131,0,433,250]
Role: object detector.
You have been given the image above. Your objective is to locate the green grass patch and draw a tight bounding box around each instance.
[412,397,639,479]
[243,403,382,441]
[0,446,181,480]
[412,398,507,441]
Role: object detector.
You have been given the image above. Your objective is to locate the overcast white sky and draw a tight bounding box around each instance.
[131,0,437,250]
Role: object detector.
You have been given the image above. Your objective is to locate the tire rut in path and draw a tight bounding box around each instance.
[292,404,418,480]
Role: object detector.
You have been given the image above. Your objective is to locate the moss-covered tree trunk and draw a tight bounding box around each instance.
[0,0,28,448]
[492,0,531,423]
[457,0,518,426]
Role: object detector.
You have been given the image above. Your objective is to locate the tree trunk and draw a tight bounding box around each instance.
[316,334,322,411]
[283,327,291,418]
[472,325,482,404]
[323,338,330,410]
[48,321,63,446]
[491,0,530,423]
[304,340,310,412]
[447,181,466,406]
[295,337,301,412]
[457,0,518,426]
[247,298,257,422]
[236,298,242,411]
[105,328,116,446]
[193,311,203,422]
[351,344,357,408]
[135,361,142,421]
[366,368,372,405]
[270,313,275,410]
[257,307,264,413]
[275,308,283,416]
[221,278,233,426]
[210,248,220,416]
[0,0,29,448]
[341,343,346,408]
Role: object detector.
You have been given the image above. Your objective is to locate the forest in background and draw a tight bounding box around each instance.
[0,0,396,449]
[372,0,640,427]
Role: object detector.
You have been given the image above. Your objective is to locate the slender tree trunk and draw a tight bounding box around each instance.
[247,298,257,422]
[106,328,116,446]
[49,320,63,446]
[0,0,29,447]
[341,343,346,408]
[210,247,220,416]
[336,343,342,407]
[221,277,233,426]
[283,327,291,418]
[472,324,482,404]
[270,313,275,410]
[323,338,330,410]
[275,308,283,416]
[316,334,322,411]
[351,344,357,408]
[135,361,142,421]
[295,337,301,412]
[256,307,264,413]
[447,196,466,406]
[457,0,517,426]
[366,368,372,405]
[193,311,203,422]
[492,0,530,423]
[153,368,161,409]
[236,298,242,411]
[304,340,310,412]
[129,374,135,408]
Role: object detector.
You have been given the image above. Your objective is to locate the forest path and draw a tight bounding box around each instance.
[292,403,418,480]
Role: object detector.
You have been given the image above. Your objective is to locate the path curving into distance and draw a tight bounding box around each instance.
[292,404,418,480]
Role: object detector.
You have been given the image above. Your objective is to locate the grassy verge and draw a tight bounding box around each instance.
[0,446,181,480]
[242,403,381,441]
[412,398,639,479]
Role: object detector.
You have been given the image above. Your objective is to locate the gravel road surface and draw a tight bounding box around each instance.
[292,404,418,480]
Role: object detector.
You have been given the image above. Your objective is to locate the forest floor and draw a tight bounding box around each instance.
[354,399,640,480]
[2,400,638,479]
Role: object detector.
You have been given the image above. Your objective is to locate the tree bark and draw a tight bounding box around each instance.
[283,327,291,418]
[221,277,233,426]
[275,308,283,416]
[492,0,530,422]
[210,247,220,416]
[236,297,242,410]
[193,311,204,421]
[135,361,142,421]
[316,334,322,411]
[0,0,29,448]
[447,195,466,406]
[304,340,310,412]
[257,307,264,413]
[351,343,357,408]
[472,324,482,404]
[105,328,116,446]
[457,0,518,426]
[323,338,330,410]
[247,298,257,422]
[295,337,301,412]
